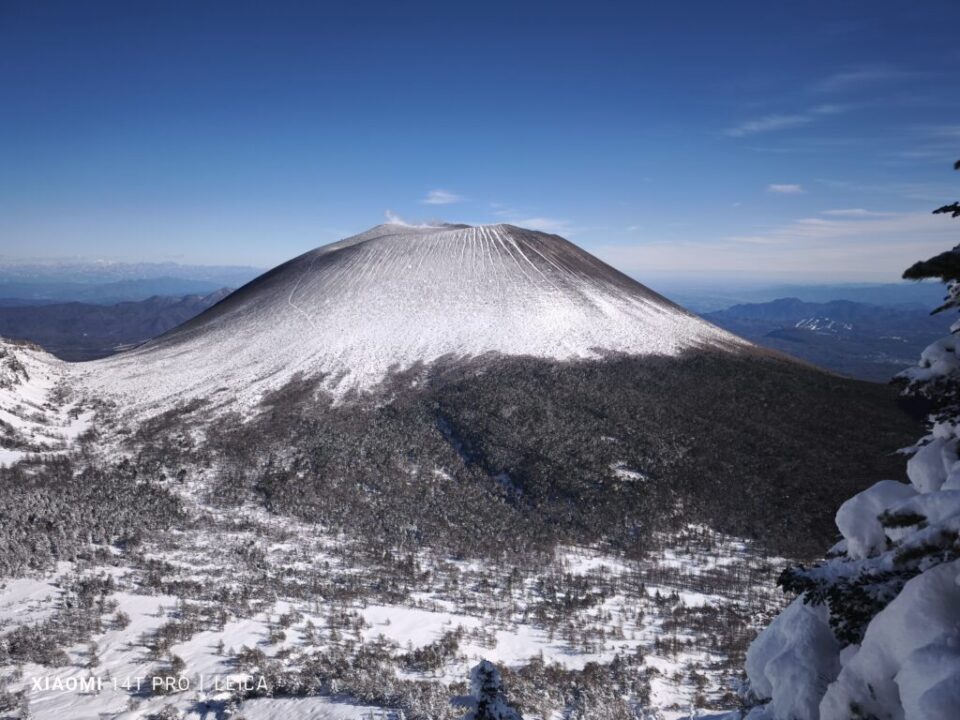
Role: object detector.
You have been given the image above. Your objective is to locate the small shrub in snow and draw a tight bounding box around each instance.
[463,661,523,720]
[146,705,182,720]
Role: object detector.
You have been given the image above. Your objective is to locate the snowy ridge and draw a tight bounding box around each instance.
[76,223,748,411]
[794,317,853,333]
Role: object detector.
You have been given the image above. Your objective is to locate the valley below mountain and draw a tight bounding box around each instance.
[706,298,947,382]
[0,291,231,361]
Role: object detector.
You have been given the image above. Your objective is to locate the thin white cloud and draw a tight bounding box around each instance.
[421,189,463,205]
[814,64,917,93]
[931,125,960,138]
[594,211,959,282]
[768,184,804,194]
[725,114,812,137]
[490,204,577,235]
[821,208,893,217]
[815,177,959,203]
[891,126,960,164]
[489,203,529,221]
[510,217,573,234]
[809,104,848,115]
[725,212,954,247]
[383,210,444,228]
[725,104,847,137]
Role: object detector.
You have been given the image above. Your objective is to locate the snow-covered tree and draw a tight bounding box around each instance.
[741,161,960,720]
[462,660,523,720]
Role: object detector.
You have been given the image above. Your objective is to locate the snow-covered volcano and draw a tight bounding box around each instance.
[78,223,748,409]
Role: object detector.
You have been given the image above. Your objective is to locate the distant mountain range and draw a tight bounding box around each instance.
[0,289,231,360]
[706,297,948,382]
[0,260,261,304]
[659,281,946,314]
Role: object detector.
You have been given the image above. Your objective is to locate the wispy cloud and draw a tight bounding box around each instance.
[510,217,574,234]
[489,203,577,235]
[889,125,960,164]
[815,177,958,203]
[725,104,847,137]
[808,104,848,115]
[768,184,804,194]
[383,210,443,228]
[927,125,960,138]
[813,64,917,93]
[421,189,463,205]
[725,211,952,247]
[725,114,812,137]
[594,211,958,282]
[821,208,893,217]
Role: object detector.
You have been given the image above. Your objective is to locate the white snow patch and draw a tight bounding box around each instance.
[820,560,960,720]
[745,598,839,720]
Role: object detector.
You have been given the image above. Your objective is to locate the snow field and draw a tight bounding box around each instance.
[0,340,93,465]
[0,517,784,720]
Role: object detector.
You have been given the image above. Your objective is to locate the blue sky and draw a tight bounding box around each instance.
[2,0,959,282]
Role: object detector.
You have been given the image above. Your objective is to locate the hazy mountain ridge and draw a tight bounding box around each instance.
[0,290,232,360]
[0,261,260,305]
[706,298,946,382]
[669,282,946,315]
[0,259,260,284]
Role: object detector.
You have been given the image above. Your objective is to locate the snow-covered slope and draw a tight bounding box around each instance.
[0,339,91,465]
[77,223,748,411]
